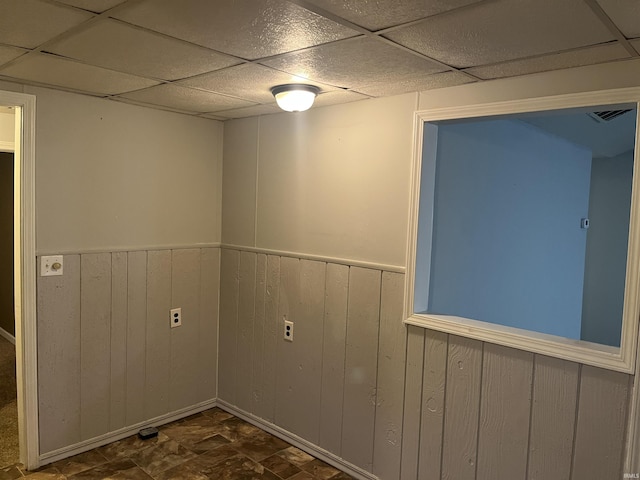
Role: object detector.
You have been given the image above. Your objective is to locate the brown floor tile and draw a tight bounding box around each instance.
[98,433,170,461]
[52,451,108,476]
[288,473,315,480]
[300,459,343,480]
[329,473,353,480]
[154,448,242,480]
[16,408,352,480]
[22,467,65,480]
[190,434,230,454]
[201,408,234,423]
[0,465,22,480]
[67,459,152,479]
[205,454,280,480]
[128,439,197,476]
[260,454,301,479]
[276,447,314,468]
[161,418,228,452]
[232,431,290,462]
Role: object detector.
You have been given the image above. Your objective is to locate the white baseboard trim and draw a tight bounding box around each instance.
[0,326,15,344]
[216,400,378,480]
[39,398,217,466]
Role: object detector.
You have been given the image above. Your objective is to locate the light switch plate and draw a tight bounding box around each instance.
[41,255,63,276]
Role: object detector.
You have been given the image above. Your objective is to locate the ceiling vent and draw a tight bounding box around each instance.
[587,109,632,123]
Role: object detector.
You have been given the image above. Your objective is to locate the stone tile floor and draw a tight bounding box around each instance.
[0,408,353,480]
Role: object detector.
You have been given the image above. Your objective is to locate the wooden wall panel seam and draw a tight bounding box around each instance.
[474,342,485,480]
[437,334,450,479]
[568,364,583,480]
[524,355,537,478]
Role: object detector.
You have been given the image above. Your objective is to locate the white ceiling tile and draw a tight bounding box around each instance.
[113,0,358,60]
[54,0,125,13]
[261,37,446,88]
[46,20,241,81]
[178,64,334,103]
[464,43,631,80]
[119,84,257,113]
[0,53,159,95]
[305,0,483,30]
[597,0,640,38]
[384,0,615,68]
[0,46,28,68]
[212,104,282,119]
[0,0,92,49]
[355,71,474,96]
[313,90,370,107]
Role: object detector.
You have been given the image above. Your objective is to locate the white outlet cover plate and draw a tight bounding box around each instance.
[41,255,63,276]
[170,307,182,328]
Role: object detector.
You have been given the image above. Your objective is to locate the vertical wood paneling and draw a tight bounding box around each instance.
[252,254,267,414]
[110,252,128,431]
[170,249,201,410]
[319,263,349,454]
[572,366,629,480]
[476,344,533,480]
[373,271,406,480]
[290,259,325,443]
[527,355,579,480]
[219,248,240,403]
[275,256,300,433]
[418,329,448,480]
[441,335,483,480]
[80,253,112,441]
[37,254,81,453]
[126,251,147,425]
[260,255,280,422]
[400,325,425,480]
[145,250,171,418]
[199,247,219,400]
[342,267,381,472]
[236,251,257,411]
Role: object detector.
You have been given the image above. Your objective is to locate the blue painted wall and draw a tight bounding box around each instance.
[423,119,592,339]
[581,151,634,347]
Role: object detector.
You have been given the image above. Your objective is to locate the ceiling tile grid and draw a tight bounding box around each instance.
[0,0,637,119]
[177,63,337,104]
[112,0,359,60]
[0,52,159,95]
[45,19,242,81]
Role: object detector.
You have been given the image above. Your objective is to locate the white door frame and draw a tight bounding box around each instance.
[0,89,38,470]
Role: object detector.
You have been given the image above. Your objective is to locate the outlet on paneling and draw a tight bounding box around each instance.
[170,308,182,328]
[41,255,63,276]
[284,320,293,341]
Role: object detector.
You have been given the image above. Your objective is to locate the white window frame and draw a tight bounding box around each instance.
[404,87,640,375]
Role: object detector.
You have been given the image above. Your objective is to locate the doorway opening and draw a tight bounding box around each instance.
[0,109,18,469]
[0,90,37,471]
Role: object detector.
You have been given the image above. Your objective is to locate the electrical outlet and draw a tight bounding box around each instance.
[284,320,293,342]
[170,308,182,328]
[41,255,63,276]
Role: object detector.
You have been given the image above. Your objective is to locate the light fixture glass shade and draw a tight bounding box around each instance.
[271,84,320,112]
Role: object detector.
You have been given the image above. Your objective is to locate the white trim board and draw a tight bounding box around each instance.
[0,326,15,344]
[39,399,217,465]
[216,400,377,480]
[221,243,405,274]
[36,242,222,256]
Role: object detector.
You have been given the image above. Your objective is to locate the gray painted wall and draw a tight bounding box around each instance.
[218,247,631,480]
[582,151,634,346]
[37,247,220,454]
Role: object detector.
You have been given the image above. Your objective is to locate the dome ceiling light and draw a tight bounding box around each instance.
[271,84,320,112]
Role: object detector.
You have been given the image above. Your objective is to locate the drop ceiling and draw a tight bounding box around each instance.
[0,0,638,120]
